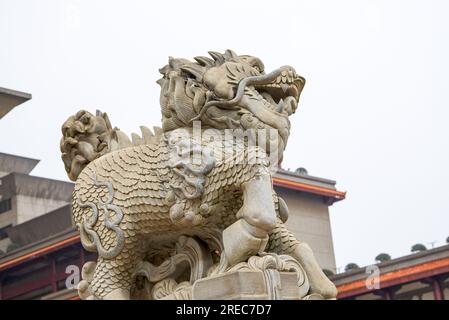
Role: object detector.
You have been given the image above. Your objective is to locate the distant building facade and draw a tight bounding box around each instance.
[0,153,73,253]
[331,245,449,300]
[0,88,72,253]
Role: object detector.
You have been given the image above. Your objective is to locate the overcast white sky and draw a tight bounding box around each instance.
[1,0,448,271]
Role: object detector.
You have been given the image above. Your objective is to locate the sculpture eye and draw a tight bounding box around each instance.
[251,62,264,73]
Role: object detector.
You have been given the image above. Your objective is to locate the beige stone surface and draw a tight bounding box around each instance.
[60,50,337,300]
[15,195,68,224]
[192,271,309,300]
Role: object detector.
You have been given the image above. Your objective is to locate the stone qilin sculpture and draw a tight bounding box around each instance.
[60,50,337,300]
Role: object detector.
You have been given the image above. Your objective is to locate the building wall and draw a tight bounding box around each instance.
[0,195,17,231]
[0,194,69,229]
[0,198,15,252]
[276,187,337,272]
[15,195,68,224]
[0,206,15,228]
[0,238,12,253]
[0,194,68,251]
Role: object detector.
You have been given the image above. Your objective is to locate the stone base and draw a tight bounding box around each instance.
[128,237,322,300]
[192,270,313,300]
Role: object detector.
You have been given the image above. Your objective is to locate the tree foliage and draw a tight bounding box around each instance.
[295,167,308,175]
[411,243,427,253]
[375,253,391,263]
[344,263,359,272]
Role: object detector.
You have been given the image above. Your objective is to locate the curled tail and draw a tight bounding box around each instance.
[60,109,162,181]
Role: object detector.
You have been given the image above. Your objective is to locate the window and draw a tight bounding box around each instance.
[0,224,12,240]
[0,198,12,214]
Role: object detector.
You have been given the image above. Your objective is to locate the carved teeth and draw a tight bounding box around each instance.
[276,98,285,112]
[287,85,299,98]
[280,83,289,93]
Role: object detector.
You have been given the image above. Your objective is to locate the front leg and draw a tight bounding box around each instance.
[222,173,277,267]
[77,242,142,300]
[267,221,338,299]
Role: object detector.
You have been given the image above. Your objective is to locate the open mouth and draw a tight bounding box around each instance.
[253,67,305,113]
[193,66,305,122]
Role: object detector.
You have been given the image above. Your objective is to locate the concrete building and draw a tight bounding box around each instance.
[0,87,73,252]
[0,87,31,120]
[0,153,74,252]
[0,88,72,253]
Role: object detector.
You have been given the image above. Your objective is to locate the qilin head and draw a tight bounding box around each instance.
[157,49,305,162]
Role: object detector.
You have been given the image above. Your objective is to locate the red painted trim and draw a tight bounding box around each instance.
[272,177,346,200]
[0,235,80,272]
[337,257,449,299]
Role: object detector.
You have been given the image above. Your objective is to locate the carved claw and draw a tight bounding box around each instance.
[77,261,97,300]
